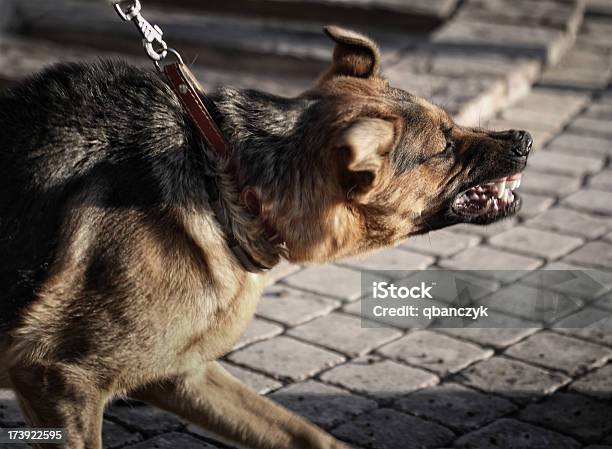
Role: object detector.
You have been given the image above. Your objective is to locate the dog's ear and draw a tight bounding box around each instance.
[337,118,395,200]
[322,25,381,80]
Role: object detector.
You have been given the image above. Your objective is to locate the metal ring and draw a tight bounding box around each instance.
[144,39,168,62]
[155,48,185,71]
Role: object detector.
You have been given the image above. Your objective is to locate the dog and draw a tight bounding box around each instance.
[0,26,532,449]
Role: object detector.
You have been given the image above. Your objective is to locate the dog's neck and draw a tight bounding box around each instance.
[199,87,316,271]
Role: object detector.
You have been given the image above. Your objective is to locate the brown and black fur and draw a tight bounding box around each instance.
[0,26,531,449]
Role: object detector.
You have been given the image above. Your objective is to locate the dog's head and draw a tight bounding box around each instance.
[258,26,532,263]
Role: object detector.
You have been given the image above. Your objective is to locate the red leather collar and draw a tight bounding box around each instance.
[163,62,273,273]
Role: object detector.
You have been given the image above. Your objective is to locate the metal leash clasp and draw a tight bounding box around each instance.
[114,0,169,64]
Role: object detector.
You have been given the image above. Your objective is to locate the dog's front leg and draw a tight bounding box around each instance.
[131,361,351,449]
[9,363,106,449]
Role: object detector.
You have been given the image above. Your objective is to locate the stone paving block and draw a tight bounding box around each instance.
[122,432,220,449]
[320,357,439,399]
[228,336,345,381]
[602,89,612,103]
[520,170,581,197]
[433,19,571,65]
[570,363,612,400]
[590,169,612,191]
[266,260,301,285]
[451,217,518,238]
[400,230,481,257]
[103,419,142,449]
[526,207,612,238]
[282,265,364,301]
[517,192,556,219]
[554,307,612,346]
[233,317,283,350]
[384,65,449,98]
[479,283,583,323]
[333,408,454,449]
[505,331,612,375]
[585,102,612,120]
[557,42,612,68]
[287,312,402,357]
[429,52,539,80]
[596,292,612,310]
[342,297,366,317]
[540,64,611,89]
[490,227,583,260]
[219,362,282,394]
[518,392,612,443]
[564,189,612,215]
[338,247,434,277]
[569,116,612,139]
[527,150,605,176]
[513,88,589,116]
[393,270,501,306]
[268,380,377,429]
[395,382,517,433]
[429,76,504,125]
[529,130,555,149]
[257,285,340,327]
[502,108,568,132]
[456,0,584,31]
[565,241,612,269]
[439,246,543,281]
[487,117,554,135]
[457,356,570,403]
[454,418,581,449]
[105,401,184,436]
[547,133,612,157]
[579,19,612,49]
[438,311,540,349]
[521,264,612,300]
[378,330,493,375]
[0,389,25,427]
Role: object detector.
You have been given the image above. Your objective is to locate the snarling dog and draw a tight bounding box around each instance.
[0,26,531,449]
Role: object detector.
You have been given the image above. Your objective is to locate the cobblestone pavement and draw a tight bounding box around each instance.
[2,0,612,448]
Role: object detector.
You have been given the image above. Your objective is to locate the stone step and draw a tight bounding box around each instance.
[0,35,311,97]
[4,0,588,127]
[15,0,420,78]
[145,0,459,32]
[433,0,586,65]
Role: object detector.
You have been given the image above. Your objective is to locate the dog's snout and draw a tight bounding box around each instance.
[511,130,533,157]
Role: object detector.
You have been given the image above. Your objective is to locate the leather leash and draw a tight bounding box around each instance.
[113,0,271,273]
[164,63,270,273]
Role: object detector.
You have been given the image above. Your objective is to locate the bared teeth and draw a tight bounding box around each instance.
[507,180,521,190]
[496,180,506,198]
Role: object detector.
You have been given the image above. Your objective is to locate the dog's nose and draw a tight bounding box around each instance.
[511,130,533,157]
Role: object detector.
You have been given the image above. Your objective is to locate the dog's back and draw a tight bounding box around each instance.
[0,60,189,330]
